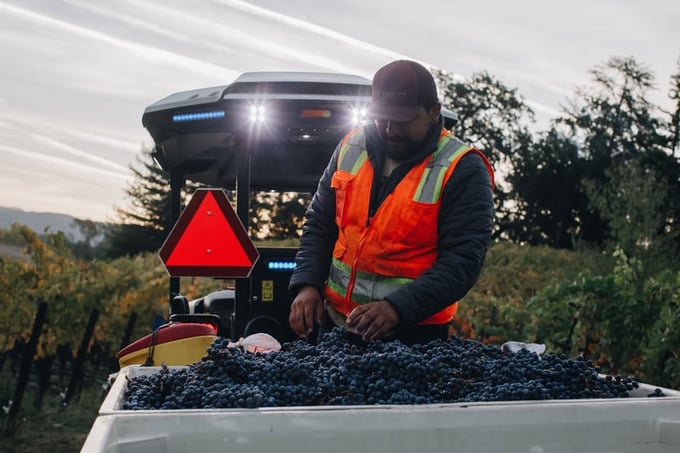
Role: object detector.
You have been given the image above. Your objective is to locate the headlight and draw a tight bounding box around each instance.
[350,106,368,126]
[249,105,266,123]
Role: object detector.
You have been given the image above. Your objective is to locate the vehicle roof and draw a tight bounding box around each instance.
[144,71,372,114]
[142,71,456,191]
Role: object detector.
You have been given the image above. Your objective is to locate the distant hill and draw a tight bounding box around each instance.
[0,206,88,241]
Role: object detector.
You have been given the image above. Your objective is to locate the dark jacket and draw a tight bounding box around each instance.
[289,116,494,327]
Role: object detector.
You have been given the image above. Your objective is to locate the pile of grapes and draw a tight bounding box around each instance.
[123,327,642,410]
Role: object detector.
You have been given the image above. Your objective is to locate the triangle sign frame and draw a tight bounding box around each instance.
[159,188,259,278]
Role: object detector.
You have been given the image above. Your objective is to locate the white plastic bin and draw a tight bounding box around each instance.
[82,365,680,453]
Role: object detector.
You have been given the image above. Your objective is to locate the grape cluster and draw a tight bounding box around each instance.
[123,327,646,410]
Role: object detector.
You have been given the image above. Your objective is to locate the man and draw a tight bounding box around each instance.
[288,60,494,345]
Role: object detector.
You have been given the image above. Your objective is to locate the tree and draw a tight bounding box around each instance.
[510,57,676,248]
[667,59,680,155]
[100,147,198,258]
[506,129,587,247]
[561,57,666,160]
[651,59,680,257]
[584,159,679,285]
[250,191,310,241]
[68,218,106,260]
[560,56,671,237]
[432,69,536,240]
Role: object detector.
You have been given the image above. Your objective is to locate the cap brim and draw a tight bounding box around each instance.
[367,103,419,122]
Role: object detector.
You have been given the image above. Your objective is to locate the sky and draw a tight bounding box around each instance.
[1,0,678,222]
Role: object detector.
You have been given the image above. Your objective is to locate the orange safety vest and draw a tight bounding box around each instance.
[324,127,494,325]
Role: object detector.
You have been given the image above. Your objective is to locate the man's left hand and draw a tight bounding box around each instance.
[346,300,399,341]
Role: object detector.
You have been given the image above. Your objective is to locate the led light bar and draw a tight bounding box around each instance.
[172,110,225,122]
[267,260,296,271]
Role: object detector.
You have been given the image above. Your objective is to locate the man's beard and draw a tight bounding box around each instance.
[385,137,423,161]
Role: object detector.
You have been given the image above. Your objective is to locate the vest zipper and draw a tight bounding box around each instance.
[346,223,371,313]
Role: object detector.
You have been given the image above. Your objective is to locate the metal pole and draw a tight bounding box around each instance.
[169,168,184,303]
[232,145,252,340]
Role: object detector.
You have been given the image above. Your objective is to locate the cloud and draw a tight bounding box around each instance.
[62,0,196,43]
[62,129,141,154]
[0,2,239,79]
[29,134,130,174]
[0,110,140,159]
[0,143,129,180]
[117,0,389,75]
[216,0,406,61]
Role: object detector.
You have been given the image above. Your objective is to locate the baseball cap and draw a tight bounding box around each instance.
[367,60,438,122]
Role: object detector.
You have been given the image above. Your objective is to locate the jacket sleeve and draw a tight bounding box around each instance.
[288,144,340,294]
[385,152,494,326]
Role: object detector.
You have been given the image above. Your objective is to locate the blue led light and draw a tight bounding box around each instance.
[267,261,296,271]
[172,110,225,122]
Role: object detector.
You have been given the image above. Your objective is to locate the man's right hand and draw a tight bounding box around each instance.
[288,286,323,338]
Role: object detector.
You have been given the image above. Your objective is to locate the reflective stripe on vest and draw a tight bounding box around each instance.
[338,128,368,174]
[327,257,414,303]
[414,136,470,203]
[338,129,469,203]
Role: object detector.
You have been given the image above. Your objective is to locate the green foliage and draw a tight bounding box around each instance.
[0,224,222,362]
[526,253,680,389]
[459,241,680,389]
[458,242,613,343]
[1,222,678,390]
[584,159,679,282]
[640,270,680,387]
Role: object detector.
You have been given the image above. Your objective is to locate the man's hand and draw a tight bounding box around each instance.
[289,286,323,338]
[346,300,399,341]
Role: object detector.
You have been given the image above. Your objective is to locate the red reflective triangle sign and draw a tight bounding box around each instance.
[159,189,259,278]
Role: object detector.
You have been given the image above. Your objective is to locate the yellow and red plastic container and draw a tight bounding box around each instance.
[117,321,218,368]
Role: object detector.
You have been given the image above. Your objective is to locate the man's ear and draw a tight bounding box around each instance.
[430,103,442,124]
